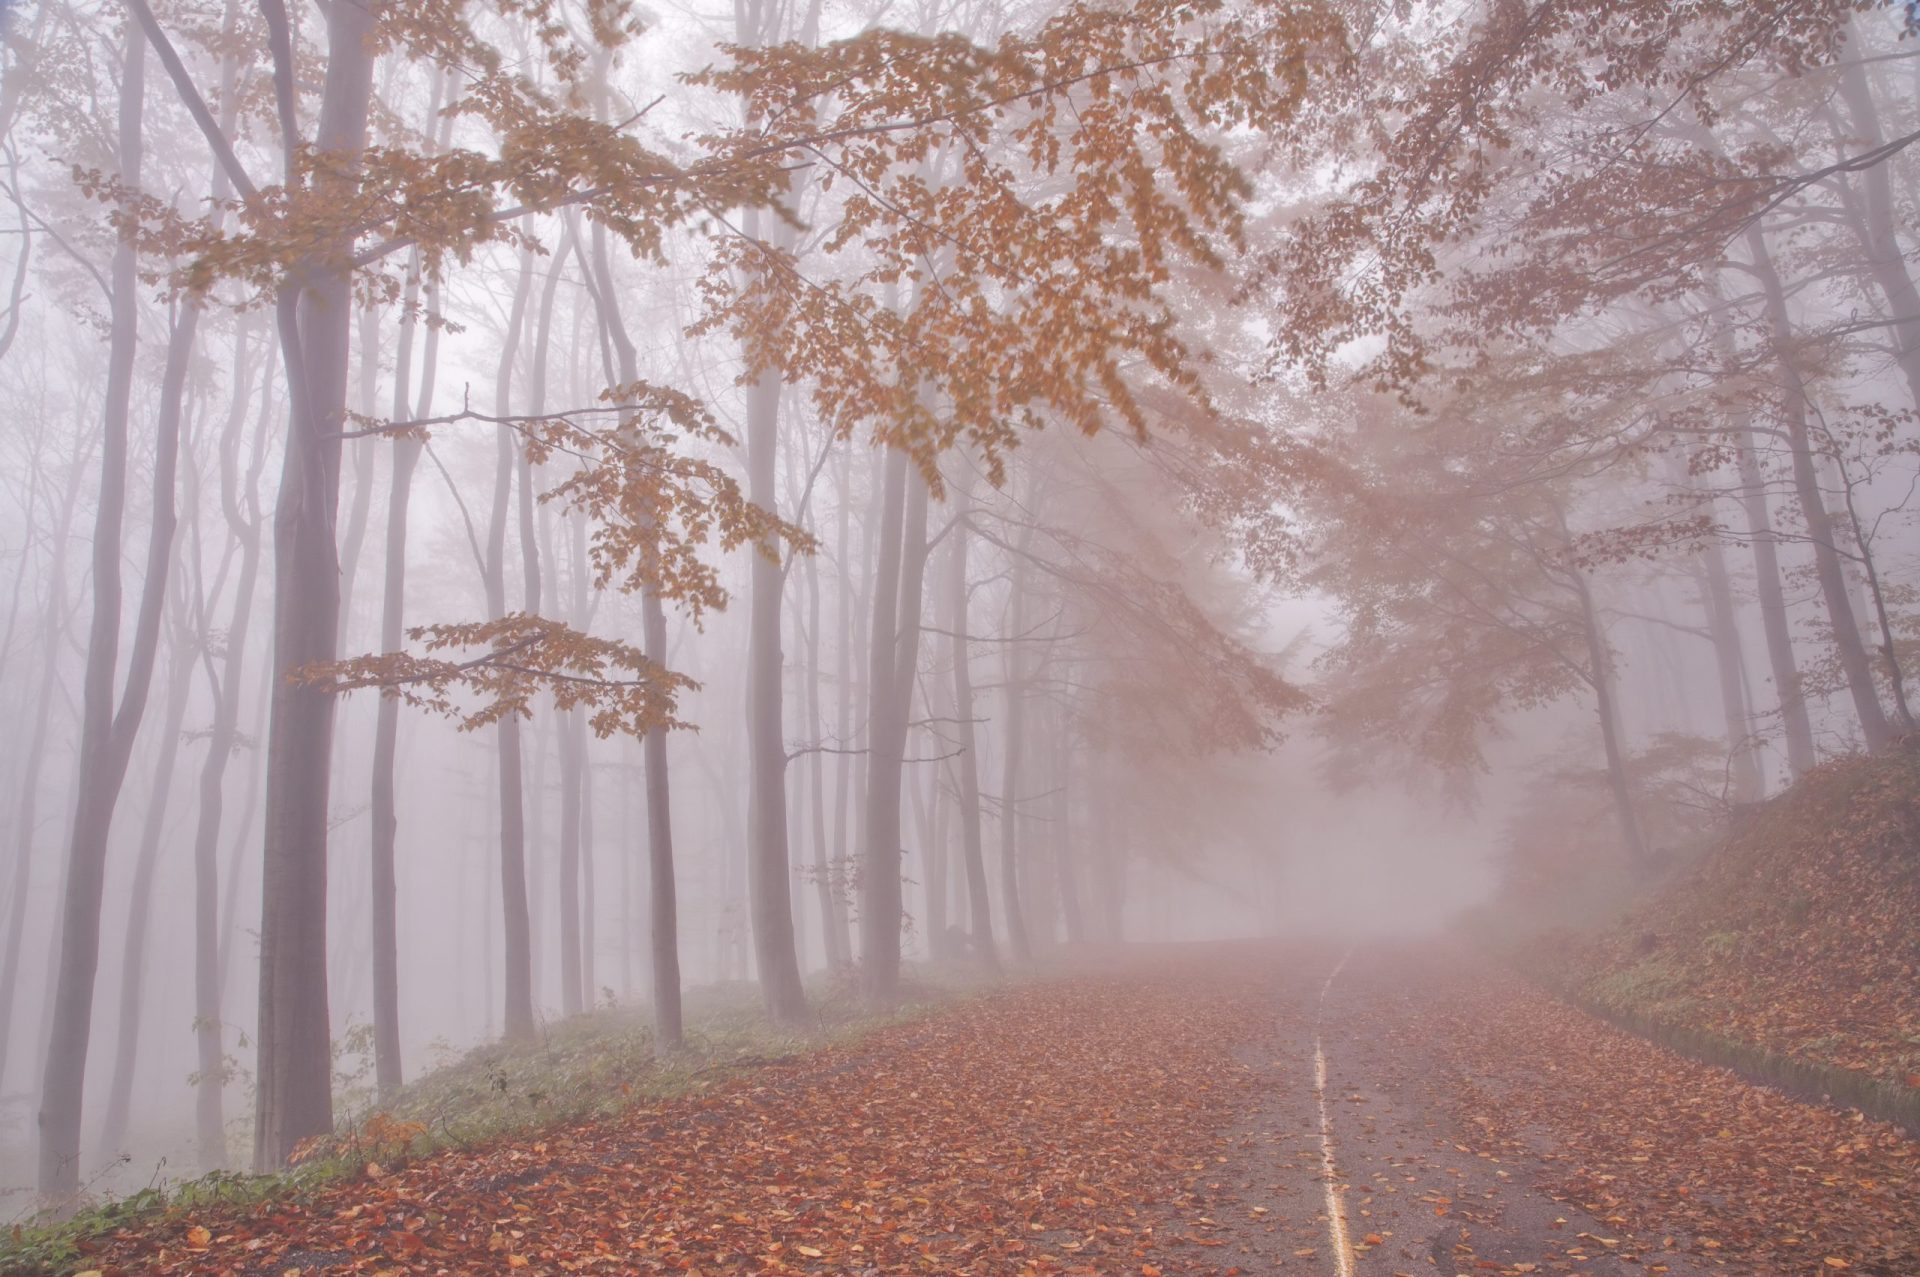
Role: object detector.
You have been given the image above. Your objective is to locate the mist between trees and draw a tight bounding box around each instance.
[0,0,1915,1215]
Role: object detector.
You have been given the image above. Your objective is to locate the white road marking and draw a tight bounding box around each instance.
[1313,946,1357,1277]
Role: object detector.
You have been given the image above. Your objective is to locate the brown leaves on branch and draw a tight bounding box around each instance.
[301,614,693,739]
[114,0,1352,479]
[345,378,812,615]
[315,382,811,734]
[1261,0,1866,390]
[693,0,1345,480]
[526,380,813,611]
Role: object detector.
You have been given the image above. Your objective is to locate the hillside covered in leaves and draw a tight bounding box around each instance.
[1538,743,1920,1092]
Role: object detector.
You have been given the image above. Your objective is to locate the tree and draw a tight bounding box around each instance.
[38,25,185,1198]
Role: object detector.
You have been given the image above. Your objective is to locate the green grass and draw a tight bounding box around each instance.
[0,964,983,1277]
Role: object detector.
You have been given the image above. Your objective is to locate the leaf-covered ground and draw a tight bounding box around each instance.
[1533,744,1920,1088]
[1333,946,1920,1275]
[39,943,1920,1277]
[64,961,1280,1277]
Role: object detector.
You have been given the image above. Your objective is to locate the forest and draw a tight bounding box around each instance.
[1,0,1919,1273]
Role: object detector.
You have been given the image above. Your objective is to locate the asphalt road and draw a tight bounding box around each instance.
[1195,945,1722,1276]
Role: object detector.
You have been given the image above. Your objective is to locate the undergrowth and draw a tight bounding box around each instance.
[0,965,976,1276]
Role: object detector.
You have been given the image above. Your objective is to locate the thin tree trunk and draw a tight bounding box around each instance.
[917,676,949,955]
[97,606,196,1157]
[1698,541,1765,802]
[39,30,173,1196]
[1573,572,1650,867]
[335,305,379,649]
[998,559,1033,962]
[568,499,598,1006]
[1731,412,1817,776]
[584,207,681,1049]
[486,250,538,1041]
[0,422,91,1095]
[579,720,597,1005]
[944,480,996,966]
[1053,737,1084,943]
[191,331,266,1166]
[1834,50,1920,412]
[743,345,807,1022]
[825,442,857,967]
[1747,224,1893,751]
[557,707,585,1017]
[802,536,843,970]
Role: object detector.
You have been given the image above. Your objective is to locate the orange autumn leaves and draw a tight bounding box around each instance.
[81,972,1275,1276]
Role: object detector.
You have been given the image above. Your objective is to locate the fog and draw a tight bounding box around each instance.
[1,0,1916,1231]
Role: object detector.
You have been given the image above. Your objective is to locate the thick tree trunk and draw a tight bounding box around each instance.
[859,448,911,1002]
[1747,225,1893,751]
[944,481,997,966]
[254,0,379,1170]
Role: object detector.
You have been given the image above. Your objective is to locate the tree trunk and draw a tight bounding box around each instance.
[98,609,196,1157]
[944,481,997,966]
[583,208,682,1049]
[824,442,858,968]
[558,707,585,1018]
[192,348,266,1165]
[744,353,807,1022]
[1747,224,1893,751]
[998,560,1033,962]
[335,304,379,649]
[917,676,949,955]
[1053,738,1084,943]
[0,414,91,1096]
[367,258,436,1092]
[1697,538,1765,802]
[1834,49,1920,413]
[802,535,843,970]
[39,29,170,1196]
[254,0,380,1169]
[486,250,538,1041]
[1573,572,1650,867]
[859,448,910,1003]
[1730,413,1817,776]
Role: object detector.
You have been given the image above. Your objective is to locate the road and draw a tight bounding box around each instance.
[70,941,1920,1276]
[1196,942,1916,1276]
